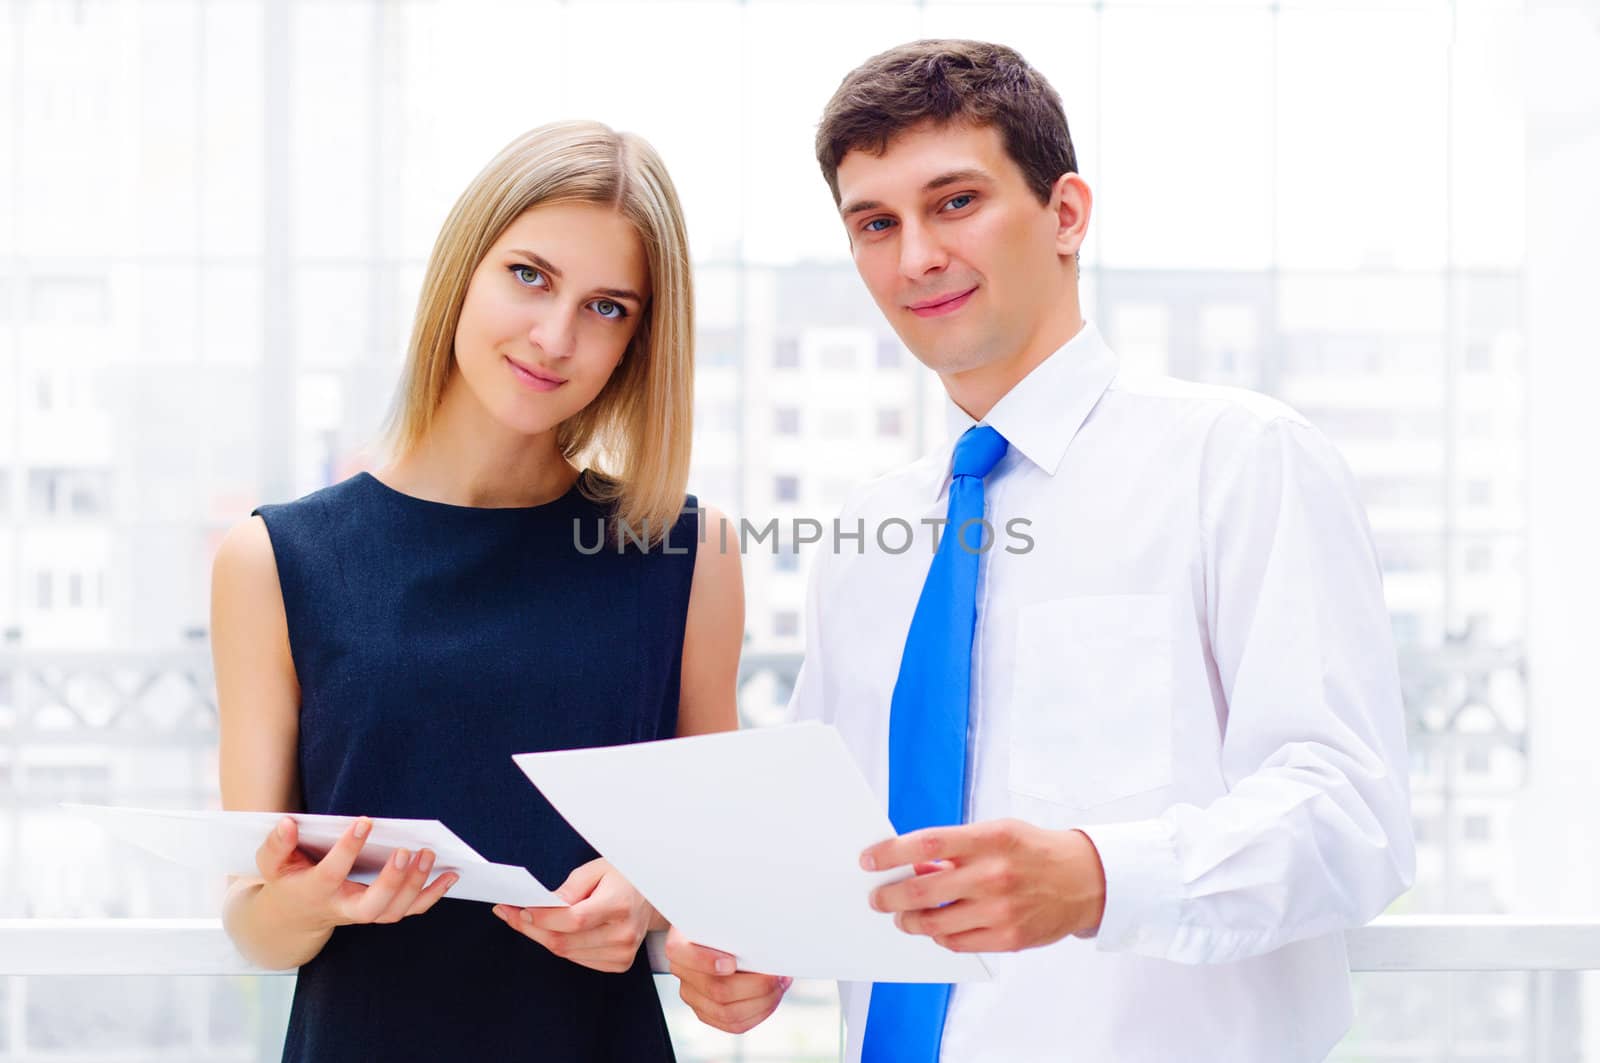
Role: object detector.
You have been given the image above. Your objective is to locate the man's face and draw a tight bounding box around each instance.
[835,121,1072,378]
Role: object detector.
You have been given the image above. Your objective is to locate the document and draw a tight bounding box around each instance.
[65,804,566,907]
[513,722,990,983]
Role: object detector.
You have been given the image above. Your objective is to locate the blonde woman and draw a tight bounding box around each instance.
[210,121,741,1061]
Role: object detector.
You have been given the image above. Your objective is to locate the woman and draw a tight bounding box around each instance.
[210,121,742,1061]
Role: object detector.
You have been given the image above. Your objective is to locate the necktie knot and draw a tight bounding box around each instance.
[951,424,1008,480]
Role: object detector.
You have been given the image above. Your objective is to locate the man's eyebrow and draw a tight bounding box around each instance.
[923,168,992,193]
[508,249,643,303]
[839,168,994,218]
[840,198,883,219]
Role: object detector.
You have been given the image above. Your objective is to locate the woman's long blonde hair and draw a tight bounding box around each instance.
[387,120,694,544]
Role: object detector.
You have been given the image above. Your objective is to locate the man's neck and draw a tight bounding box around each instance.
[944,308,1086,422]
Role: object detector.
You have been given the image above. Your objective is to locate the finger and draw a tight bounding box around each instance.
[555,858,610,905]
[896,898,993,939]
[664,928,741,977]
[673,967,786,1009]
[869,862,979,916]
[678,978,788,1033]
[523,919,640,955]
[312,817,374,887]
[374,849,435,923]
[861,823,985,872]
[933,923,1017,953]
[341,846,414,923]
[255,817,307,879]
[404,869,459,917]
[523,886,628,935]
[555,948,633,974]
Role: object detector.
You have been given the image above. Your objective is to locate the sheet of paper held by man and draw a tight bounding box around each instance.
[513,722,991,983]
[64,804,566,907]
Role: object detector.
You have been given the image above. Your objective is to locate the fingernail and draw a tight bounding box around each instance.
[354,818,371,839]
[392,848,409,870]
[522,909,535,926]
[275,819,292,841]
[779,976,794,991]
[861,853,876,871]
[418,851,435,873]
[715,957,733,975]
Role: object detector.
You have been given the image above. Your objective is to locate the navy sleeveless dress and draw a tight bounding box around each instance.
[253,470,697,1062]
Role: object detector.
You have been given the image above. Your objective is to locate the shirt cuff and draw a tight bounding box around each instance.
[1075,817,1184,958]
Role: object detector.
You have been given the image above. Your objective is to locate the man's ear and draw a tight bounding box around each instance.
[1051,172,1092,259]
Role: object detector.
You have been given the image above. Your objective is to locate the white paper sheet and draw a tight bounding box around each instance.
[64,804,566,908]
[513,723,990,983]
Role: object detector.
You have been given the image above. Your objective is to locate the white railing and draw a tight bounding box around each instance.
[3,916,1599,976]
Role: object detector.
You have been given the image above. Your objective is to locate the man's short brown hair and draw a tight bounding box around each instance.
[815,39,1078,207]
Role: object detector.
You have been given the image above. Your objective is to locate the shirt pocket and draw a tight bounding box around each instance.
[1008,593,1174,810]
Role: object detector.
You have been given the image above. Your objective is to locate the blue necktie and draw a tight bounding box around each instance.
[862,424,1008,1063]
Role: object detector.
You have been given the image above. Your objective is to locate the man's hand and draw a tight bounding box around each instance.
[665,926,792,1033]
[861,820,1107,953]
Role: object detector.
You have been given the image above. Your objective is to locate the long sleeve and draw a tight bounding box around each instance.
[1079,414,1416,965]
[785,537,833,727]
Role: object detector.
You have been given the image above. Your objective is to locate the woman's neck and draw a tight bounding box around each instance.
[379,380,579,509]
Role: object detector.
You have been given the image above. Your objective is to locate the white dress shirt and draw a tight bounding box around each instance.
[788,321,1415,1062]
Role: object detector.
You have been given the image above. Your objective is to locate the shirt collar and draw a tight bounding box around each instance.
[932,320,1118,501]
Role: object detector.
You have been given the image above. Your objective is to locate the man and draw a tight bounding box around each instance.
[668,39,1413,1062]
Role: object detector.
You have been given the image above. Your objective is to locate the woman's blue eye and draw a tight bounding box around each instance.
[510,264,547,287]
[863,218,893,233]
[945,194,974,211]
[591,299,626,321]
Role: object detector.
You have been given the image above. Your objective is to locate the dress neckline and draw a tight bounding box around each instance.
[355,469,588,514]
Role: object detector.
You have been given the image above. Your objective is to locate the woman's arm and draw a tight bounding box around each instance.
[212,516,453,969]
[676,504,744,738]
[213,515,331,968]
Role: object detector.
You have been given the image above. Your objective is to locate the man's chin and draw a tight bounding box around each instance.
[906,342,992,378]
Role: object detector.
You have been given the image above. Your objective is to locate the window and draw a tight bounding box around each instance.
[876,408,903,438]
[876,337,902,368]
[773,610,800,638]
[774,475,799,503]
[1462,815,1491,842]
[775,407,800,435]
[774,338,800,369]
[819,343,856,371]
[27,469,112,518]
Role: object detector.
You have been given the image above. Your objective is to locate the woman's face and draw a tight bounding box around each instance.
[450,200,649,439]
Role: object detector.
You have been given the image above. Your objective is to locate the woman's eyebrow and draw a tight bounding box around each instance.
[509,248,643,303]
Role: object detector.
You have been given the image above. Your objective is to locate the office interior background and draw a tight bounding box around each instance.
[2,0,1598,1059]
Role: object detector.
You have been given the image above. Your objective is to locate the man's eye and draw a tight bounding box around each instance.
[864,218,893,233]
[944,194,975,211]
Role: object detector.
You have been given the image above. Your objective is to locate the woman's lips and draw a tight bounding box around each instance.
[505,355,566,391]
[908,286,978,318]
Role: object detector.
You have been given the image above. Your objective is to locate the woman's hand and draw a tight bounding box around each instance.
[493,858,656,973]
[254,816,458,932]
